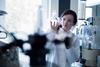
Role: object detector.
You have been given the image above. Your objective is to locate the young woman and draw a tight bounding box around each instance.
[46,10,80,67]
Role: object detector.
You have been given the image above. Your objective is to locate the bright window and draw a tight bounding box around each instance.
[5,0,42,35]
[85,7,92,19]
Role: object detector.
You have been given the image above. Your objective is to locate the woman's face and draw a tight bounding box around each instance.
[61,14,74,31]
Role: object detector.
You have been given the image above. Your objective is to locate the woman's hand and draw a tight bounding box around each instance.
[50,21,61,33]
